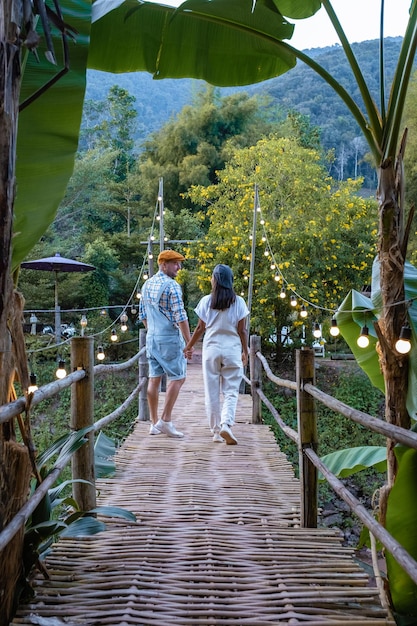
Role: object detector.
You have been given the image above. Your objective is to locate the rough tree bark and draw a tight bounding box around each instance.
[0,2,32,623]
[376,142,411,523]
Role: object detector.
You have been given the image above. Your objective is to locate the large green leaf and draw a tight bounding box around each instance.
[89,0,297,85]
[13,0,92,270]
[94,431,116,477]
[320,446,387,480]
[336,258,417,420]
[385,446,417,617]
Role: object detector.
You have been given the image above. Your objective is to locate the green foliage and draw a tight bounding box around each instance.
[385,445,417,617]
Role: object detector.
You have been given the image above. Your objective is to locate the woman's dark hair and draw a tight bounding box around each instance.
[210,282,236,310]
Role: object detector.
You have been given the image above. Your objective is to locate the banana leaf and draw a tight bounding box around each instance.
[336,258,417,420]
[94,431,116,477]
[385,445,417,617]
[13,0,92,270]
[89,0,297,85]
[319,446,387,480]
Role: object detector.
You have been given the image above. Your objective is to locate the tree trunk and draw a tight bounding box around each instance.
[0,3,32,623]
[376,155,410,498]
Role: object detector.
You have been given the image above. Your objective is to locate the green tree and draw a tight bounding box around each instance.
[133,86,279,216]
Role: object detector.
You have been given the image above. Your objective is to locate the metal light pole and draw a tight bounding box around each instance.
[247,183,259,334]
[158,177,164,254]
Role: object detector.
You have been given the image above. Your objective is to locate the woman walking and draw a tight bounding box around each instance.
[184,264,249,444]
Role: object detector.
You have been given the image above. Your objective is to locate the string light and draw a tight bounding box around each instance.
[330,318,340,337]
[97,345,105,361]
[111,329,118,342]
[300,305,308,318]
[80,314,87,336]
[313,323,321,339]
[279,287,286,299]
[28,373,38,393]
[55,359,67,379]
[357,325,370,348]
[136,290,142,299]
[100,308,107,316]
[120,312,128,332]
[290,295,297,307]
[274,273,281,282]
[395,325,412,354]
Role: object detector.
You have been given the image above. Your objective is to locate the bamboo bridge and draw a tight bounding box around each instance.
[11,357,394,625]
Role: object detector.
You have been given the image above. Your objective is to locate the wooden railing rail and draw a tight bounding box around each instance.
[247,335,417,587]
[0,335,147,557]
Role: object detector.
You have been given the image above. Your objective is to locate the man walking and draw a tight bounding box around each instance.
[139,250,193,437]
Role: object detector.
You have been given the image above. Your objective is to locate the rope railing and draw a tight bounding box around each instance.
[248,336,417,590]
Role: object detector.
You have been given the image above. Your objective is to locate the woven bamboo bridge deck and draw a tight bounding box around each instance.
[12,359,394,625]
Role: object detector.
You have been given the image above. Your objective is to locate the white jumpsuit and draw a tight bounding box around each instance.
[195,296,249,433]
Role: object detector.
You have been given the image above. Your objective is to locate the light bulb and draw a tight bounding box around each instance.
[357,326,370,348]
[100,308,107,316]
[264,249,269,257]
[111,329,118,342]
[80,314,87,336]
[55,360,67,379]
[136,291,142,299]
[97,346,105,361]
[300,305,308,318]
[28,373,38,394]
[274,274,280,282]
[279,287,286,299]
[121,323,128,332]
[270,263,276,270]
[290,295,297,307]
[395,325,412,354]
[131,306,137,315]
[330,318,340,337]
[313,323,321,339]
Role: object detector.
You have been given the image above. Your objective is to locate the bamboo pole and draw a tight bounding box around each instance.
[249,335,262,424]
[138,329,149,421]
[296,348,318,528]
[70,336,96,511]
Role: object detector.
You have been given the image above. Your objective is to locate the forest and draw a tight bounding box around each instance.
[18,36,417,361]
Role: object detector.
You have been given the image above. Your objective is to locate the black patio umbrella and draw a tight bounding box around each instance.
[21,253,96,343]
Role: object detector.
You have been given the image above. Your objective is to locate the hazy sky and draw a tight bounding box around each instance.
[289,0,411,49]
[162,0,411,50]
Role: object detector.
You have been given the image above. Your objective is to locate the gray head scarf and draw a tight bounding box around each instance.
[213,264,233,289]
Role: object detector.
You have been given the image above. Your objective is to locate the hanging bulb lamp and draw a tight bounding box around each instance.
[330,318,340,337]
[55,359,67,379]
[357,325,370,348]
[279,287,286,299]
[111,329,118,342]
[97,345,105,361]
[28,373,38,393]
[290,295,297,307]
[300,305,308,318]
[313,323,321,339]
[395,325,412,355]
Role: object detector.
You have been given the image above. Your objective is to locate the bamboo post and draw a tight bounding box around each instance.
[138,328,149,421]
[70,336,96,511]
[296,348,318,528]
[249,335,262,424]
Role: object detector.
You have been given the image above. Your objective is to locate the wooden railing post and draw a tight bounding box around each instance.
[70,336,96,511]
[249,335,262,424]
[296,348,318,528]
[138,328,149,421]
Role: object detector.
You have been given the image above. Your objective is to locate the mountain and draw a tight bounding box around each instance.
[85,37,408,185]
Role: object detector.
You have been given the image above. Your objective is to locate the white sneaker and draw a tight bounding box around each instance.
[149,423,162,435]
[212,432,224,443]
[156,420,184,438]
[220,423,237,445]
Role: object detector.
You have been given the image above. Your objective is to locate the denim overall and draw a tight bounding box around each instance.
[143,280,186,380]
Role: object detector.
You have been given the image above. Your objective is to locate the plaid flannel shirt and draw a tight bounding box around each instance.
[139,270,188,326]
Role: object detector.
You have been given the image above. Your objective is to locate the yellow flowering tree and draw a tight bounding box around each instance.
[187,136,377,342]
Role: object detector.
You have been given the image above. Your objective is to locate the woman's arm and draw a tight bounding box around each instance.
[237,318,249,366]
[184,318,206,356]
